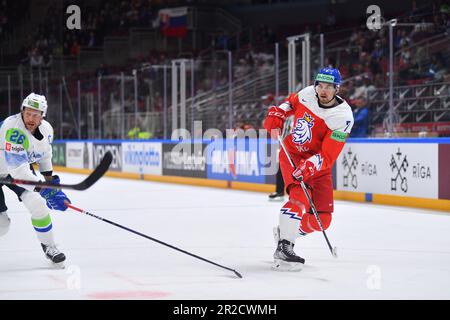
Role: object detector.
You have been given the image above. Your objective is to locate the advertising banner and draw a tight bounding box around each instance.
[162,143,207,178]
[336,143,439,199]
[66,142,89,169]
[122,142,162,175]
[52,143,66,167]
[439,144,450,200]
[93,143,122,172]
[263,141,279,185]
[206,139,278,183]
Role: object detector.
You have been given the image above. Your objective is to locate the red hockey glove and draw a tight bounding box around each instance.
[292,159,316,182]
[264,106,286,134]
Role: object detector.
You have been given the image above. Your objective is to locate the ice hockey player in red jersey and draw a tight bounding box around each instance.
[264,68,354,270]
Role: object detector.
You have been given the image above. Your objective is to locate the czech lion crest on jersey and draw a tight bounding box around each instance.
[292,113,314,145]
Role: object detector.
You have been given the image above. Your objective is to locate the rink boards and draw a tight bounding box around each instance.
[51,138,450,212]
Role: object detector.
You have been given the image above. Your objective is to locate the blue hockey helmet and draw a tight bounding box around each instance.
[314,68,342,87]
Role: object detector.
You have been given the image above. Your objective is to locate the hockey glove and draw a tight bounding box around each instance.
[264,106,287,134]
[39,175,71,211]
[292,159,316,182]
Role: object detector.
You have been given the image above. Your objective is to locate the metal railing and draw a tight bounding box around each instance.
[1,21,449,139]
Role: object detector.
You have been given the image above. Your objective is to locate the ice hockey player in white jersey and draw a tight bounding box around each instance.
[0,93,71,266]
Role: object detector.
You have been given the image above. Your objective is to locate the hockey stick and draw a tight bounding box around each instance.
[66,203,243,279]
[277,134,338,258]
[0,151,113,191]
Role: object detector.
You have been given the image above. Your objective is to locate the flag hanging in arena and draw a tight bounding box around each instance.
[158,7,188,38]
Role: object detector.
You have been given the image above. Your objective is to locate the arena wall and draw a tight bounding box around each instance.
[52,138,450,212]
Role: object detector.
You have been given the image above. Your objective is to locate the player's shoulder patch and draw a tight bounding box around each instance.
[5,128,30,150]
[330,130,348,142]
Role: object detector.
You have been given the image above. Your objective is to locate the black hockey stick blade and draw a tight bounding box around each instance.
[69,151,113,190]
[0,151,113,191]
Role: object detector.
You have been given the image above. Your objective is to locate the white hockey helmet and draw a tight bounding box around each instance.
[21,93,48,117]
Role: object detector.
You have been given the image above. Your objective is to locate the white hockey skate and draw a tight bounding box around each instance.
[272,226,305,271]
[41,244,66,268]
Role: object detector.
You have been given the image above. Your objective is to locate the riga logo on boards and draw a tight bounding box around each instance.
[336,143,438,199]
[361,161,377,177]
[342,148,358,189]
[5,143,11,151]
[412,163,432,180]
[389,148,408,193]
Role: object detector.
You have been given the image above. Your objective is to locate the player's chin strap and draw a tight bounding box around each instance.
[276,130,338,258]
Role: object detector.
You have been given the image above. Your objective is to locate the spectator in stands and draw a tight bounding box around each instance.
[243,123,255,131]
[337,81,350,99]
[261,93,275,109]
[87,31,97,47]
[399,42,412,67]
[29,48,43,68]
[325,9,337,29]
[70,39,81,56]
[234,121,245,131]
[42,51,52,67]
[371,39,384,60]
[350,97,370,137]
[215,31,229,50]
[95,63,109,77]
[443,70,450,84]
[427,53,448,81]
[0,11,7,39]
[396,29,412,49]
[364,75,376,97]
[127,126,153,139]
[350,76,370,101]
[374,73,384,87]
[368,51,383,77]
[1,0,29,41]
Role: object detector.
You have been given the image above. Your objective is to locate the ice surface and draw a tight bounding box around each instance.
[1,173,449,299]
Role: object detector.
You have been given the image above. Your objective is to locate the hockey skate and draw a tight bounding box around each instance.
[41,243,66,268]
[272,227,305,271]
[268,192,285,202]
[0,211,11,236]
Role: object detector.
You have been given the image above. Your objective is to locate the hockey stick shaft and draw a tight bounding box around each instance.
[66,203,243,278]
[277,134,337,258]
[0,151,113,191]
